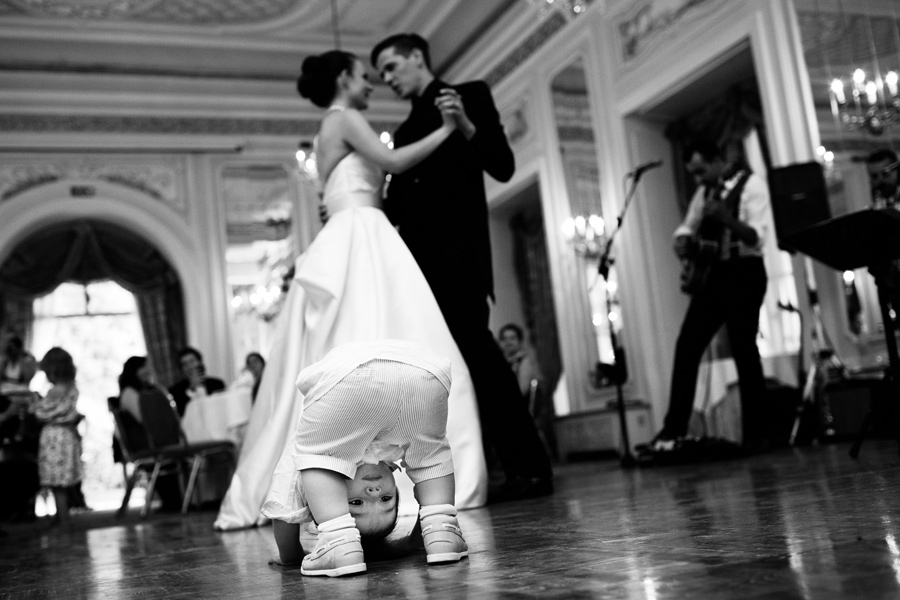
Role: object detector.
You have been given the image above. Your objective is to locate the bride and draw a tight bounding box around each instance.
[214,50,488,530]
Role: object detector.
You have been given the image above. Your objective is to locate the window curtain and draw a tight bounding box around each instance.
[509,207,563,395]
[0,293,35,346]
[0,221,186,386]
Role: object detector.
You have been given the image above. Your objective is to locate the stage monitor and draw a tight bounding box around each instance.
[768,161,832,253]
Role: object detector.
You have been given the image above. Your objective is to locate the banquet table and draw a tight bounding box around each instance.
[182,387,252,447]
[180,387,252,504]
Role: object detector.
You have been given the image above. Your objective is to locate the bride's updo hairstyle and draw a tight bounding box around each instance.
[297,50,357,108]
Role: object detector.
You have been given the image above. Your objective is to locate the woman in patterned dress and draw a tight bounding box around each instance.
[33,347,83,526]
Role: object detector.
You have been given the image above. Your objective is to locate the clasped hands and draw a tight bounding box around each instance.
[435,88,475,138]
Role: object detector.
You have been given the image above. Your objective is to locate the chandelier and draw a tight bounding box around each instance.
[295,141,317,179]
[231,278,287,322]
[527,0,591,17]
[829,69,900,135]
[561,213,605,259]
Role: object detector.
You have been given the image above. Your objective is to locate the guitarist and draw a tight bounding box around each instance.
[646,138,771,455]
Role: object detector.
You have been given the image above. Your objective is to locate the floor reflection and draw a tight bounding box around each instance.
[2,441,900,599]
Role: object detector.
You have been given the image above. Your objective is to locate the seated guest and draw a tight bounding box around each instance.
[0,331,37,397]
[0,330,41,526]
[115,355,182,513]
[168,347,226,417]
[0,392,41,525]
[117,356,156,423]
[244,352,265,403]
[231,351,265,403]
[498,324,543,399]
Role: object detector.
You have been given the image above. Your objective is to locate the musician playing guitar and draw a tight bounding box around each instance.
[644,138,772,455]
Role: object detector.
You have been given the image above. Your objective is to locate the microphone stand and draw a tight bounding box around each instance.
[597,167,651,469]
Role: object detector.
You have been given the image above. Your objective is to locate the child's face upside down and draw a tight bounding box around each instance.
[346,462,398,537]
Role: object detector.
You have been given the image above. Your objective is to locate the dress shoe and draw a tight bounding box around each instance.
[635,430,681,455]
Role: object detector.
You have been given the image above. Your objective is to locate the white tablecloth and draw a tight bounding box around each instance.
[182,387,252,448]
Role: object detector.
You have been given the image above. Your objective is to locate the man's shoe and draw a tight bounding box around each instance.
[420,506,468,564]
[300,527,366,577]
[636,431,680,454]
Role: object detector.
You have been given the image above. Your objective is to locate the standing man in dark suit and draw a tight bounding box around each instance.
[372,33,552,500]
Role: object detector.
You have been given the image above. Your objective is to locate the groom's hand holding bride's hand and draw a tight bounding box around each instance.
[436,88,476,140]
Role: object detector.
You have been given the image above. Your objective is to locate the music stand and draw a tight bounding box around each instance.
[782,208,900,456]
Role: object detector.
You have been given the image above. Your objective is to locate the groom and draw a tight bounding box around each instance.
[372,33,553,501]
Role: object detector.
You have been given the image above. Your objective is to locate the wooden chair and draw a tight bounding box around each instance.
[137,389,236,516]
[109,399,176,518]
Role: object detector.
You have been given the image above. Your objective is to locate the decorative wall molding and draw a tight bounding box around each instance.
[501,97,533,151]
[485,11,568,87]
[0,158,185,210]
[0,114,317,136]
[0,114,401,138]
[615,0,722,67]
[0,0,297,25]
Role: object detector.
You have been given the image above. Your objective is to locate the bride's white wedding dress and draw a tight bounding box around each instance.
[214,151,488,530]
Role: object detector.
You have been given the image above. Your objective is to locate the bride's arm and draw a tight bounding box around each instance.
[339,109,454,174]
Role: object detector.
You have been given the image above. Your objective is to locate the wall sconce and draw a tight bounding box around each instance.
[296,141,317,179]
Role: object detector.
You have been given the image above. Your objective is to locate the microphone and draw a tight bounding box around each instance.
[629,159,663,177]
[883,160,900,175]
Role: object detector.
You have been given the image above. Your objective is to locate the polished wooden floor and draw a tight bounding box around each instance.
[3,439,900,599]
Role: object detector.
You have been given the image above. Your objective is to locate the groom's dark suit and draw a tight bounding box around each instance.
[386,79,553,488]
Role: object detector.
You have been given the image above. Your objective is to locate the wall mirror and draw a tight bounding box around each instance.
[550,56,624,388]
[221,164,296,369]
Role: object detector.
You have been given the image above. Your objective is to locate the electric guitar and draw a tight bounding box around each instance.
[679,166,751,295]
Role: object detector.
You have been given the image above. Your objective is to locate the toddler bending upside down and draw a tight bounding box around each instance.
[261,339,467,576]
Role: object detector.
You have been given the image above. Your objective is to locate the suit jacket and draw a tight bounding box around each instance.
[168,376,226,417]
[386,79,514,302]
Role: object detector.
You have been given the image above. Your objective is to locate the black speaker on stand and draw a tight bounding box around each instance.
[768,161,832,253]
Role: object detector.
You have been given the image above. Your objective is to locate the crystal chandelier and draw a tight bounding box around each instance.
[561,213,605,259]
[527,0,591,17]
[232,284,281,321]
[829,69,900,135]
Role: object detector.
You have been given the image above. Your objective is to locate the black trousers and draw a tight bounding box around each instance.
[664,257,768,442]
[431,282,553,482]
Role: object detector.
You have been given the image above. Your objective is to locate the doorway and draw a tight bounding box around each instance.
[0,220,186,513]
[490,179,563,454]
[624,42,801,440]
